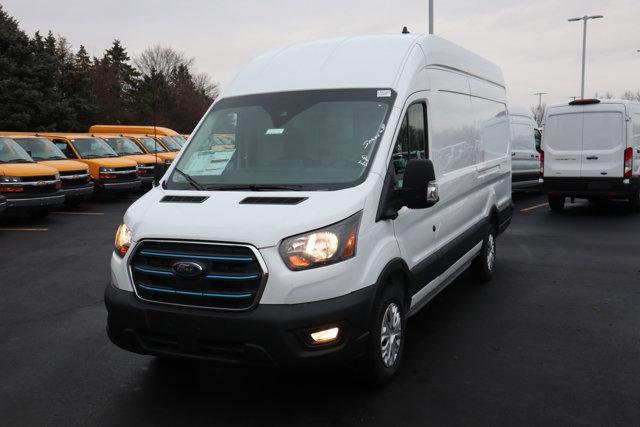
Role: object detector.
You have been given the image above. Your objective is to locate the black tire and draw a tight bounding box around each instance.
[361,284,406,386]
[27,208,52,219]
[548,194,565,212]
[470,223,497,283]
[629,191,640,212]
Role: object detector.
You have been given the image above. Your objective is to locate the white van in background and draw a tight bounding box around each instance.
[105,34,512,383]
[541,99,640,211]
[509,105,540,189]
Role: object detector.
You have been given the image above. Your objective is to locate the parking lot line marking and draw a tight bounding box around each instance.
[0,228,48,232]
[51,211,104,216]
[521,202,549,212]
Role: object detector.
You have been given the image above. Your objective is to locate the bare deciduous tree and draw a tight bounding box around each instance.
[530,103,545,127]
[134,45,194,77]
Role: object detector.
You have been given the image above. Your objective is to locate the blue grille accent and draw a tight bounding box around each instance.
[131,241,264,310]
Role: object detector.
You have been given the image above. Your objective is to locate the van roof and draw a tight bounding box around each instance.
[508,105,534,120]
[89,125,178,136]
[223,34,504,98]
[547,98,640,110]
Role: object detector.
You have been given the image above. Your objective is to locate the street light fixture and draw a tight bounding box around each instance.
[534,92,547,107]
[568,15,603,99]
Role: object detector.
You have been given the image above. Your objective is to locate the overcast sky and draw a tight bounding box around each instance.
[3,0,640,107]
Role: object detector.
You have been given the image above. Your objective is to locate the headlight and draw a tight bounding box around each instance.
[100,167,115,173]
[54,172,60,180]
[279,212,361,271]
[0,176,21,183]
[165,159,172,165]
[137,163,145,168]
[114,224,133,257]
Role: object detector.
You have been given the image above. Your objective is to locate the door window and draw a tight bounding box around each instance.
[53,139,77,158]
[392,103,427,188]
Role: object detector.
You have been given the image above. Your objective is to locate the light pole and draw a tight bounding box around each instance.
[568,14,603,99]
[534,92,547,108]
[429,0,434,34]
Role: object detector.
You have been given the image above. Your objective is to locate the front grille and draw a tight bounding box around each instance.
[22,175,56,182]
[130,241,265,310]
[60,170,86,177]
[115,166,137,172]
[138,331,246,362]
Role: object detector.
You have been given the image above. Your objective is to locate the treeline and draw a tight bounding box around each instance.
[0,5,217,133]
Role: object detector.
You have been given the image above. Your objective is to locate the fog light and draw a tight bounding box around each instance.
[310,327,340,344]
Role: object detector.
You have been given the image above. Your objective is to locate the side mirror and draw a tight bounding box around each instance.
[399,159,439,209]
[153,162,168,187]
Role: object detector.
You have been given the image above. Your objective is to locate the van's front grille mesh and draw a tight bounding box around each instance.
[130,241,264,310]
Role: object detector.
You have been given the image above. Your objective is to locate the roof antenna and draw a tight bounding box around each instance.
[402,26,410,34]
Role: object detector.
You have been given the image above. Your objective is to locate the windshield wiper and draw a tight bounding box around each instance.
[205,184,303,191]
[173,167,205,191]
[1,158,33,163]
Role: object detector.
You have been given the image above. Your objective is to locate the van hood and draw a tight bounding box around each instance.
[82,157,138,168]
[0,163,59,177]
[39,159,89,172]
[123,154,158,165]
[125,187,368,249]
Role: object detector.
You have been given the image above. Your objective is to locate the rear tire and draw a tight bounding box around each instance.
[629,191,640,212]
[470,223,497,283]
[548,194,565,212]
[360,284,406,386]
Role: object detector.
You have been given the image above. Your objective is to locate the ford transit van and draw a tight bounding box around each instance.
[0,137,63,217]
[1,133,94,205]
[38,133,141,195]
[509,106,540,189]
[541,99,640,211]
[105,34,512,383]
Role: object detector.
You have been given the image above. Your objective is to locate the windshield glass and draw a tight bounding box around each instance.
[70,138,118,158]
[168,89,396,190]
[103,137,145,155]
[0,137,35,163]
[160,136,182,151]
[172,135,187,146]
[138,137,167,153]
[13,137,67,160]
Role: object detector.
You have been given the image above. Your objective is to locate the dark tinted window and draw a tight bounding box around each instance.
[392,103,427,187]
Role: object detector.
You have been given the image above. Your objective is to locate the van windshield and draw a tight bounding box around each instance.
[172,135,187,146]
[103,137,145,155]
[71,138,118,158]
[168,89,396,191]
[0,137,35,163]
[138,137,167,153]
[160,136,182,151]
[13,137,67,160]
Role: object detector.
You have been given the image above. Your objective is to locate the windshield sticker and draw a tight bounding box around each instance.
[377,90,391,98]
[362,123,386,150]
[266,128,285,135]
[357,155,369,167]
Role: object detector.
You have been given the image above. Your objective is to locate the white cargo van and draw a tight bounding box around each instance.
[105,34,512,383]
[509,105,540,189]
[541,99,640,211]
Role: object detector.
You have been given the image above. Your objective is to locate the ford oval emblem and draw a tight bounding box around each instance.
[171,261,204,278]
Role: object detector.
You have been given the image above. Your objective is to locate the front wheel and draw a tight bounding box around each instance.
[548,194,565,212]
[361,284,406,385]
[470,224,496,283]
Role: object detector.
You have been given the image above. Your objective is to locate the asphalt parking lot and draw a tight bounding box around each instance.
[1,192,639,425]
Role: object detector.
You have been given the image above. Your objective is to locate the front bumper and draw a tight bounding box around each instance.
[62,182,94,198]
[139,175,154,186]
[0,198,6,212]
[542,177,640,198]
[105,284,375,367]
[95,179,142,191]
[4,192,65,209]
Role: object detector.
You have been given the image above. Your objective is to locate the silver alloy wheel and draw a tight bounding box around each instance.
[380,302,402,368]
[486,233,496,271]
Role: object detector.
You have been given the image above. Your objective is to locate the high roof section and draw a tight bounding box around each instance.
[222,34,504,98]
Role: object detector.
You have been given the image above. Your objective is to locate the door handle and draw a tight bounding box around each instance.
[586,156,598,160]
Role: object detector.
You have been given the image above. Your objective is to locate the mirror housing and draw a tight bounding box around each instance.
[399,159,439,209]
[153,162,168,187]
